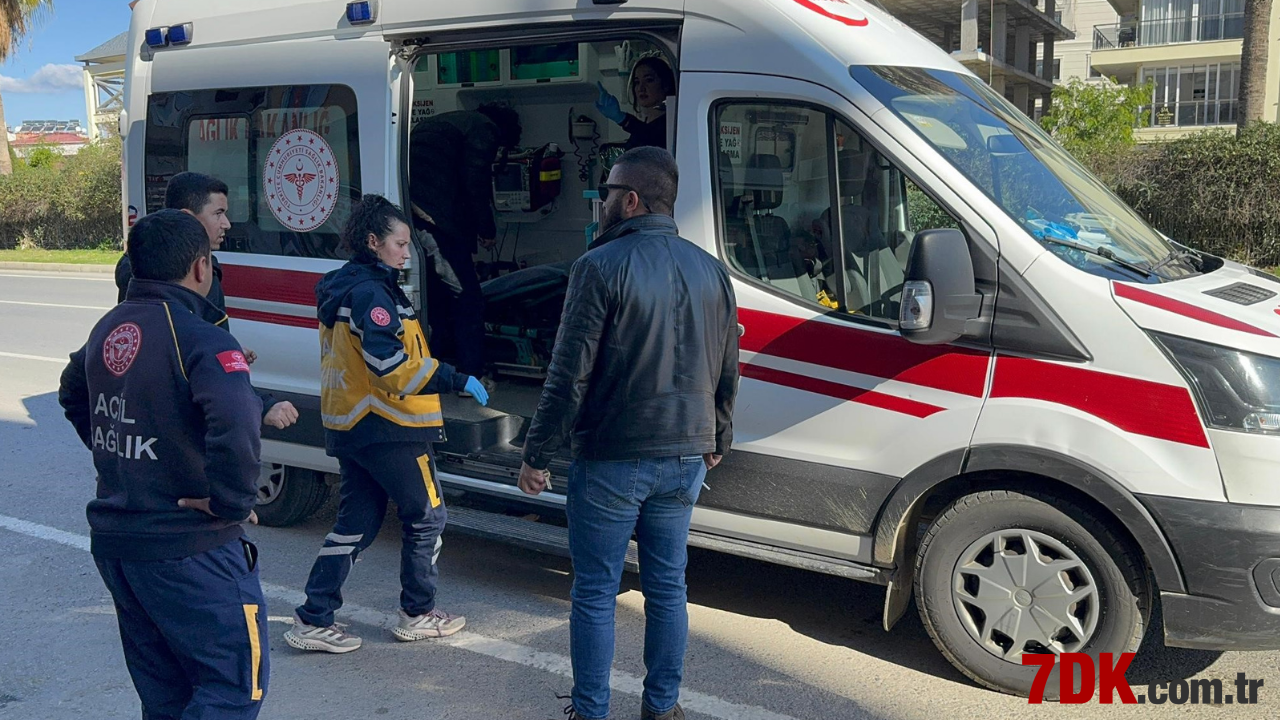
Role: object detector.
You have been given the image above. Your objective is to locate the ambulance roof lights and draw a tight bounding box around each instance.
[346,1,375,25]
[144,27,167,48]
[167,23,193,46]
[593,0,628,4]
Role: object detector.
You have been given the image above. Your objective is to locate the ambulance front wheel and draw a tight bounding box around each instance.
[914,489,1152,698]
[255,464,331,527]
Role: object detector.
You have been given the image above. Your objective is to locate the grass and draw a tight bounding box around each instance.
[0,248,121,265]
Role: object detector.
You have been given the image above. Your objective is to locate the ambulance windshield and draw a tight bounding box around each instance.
[852,65,1200,282]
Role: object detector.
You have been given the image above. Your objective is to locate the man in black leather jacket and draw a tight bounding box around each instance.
[517,147,739,720]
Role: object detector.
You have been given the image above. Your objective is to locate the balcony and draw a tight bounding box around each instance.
[1139,99,1238,127]
[1094,12,1244,50]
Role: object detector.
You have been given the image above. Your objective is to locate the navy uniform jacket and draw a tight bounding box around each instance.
[59,280,263,560]
[116,252,277,417]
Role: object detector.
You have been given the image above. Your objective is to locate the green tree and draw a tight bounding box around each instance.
[23,143,59,168]
[1039,78,1152,155]
[1,0,54,176]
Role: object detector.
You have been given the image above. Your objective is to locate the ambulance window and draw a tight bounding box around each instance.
[144,84,361,259]
[187,118,251,224]
[713,103,961,323]
[714,103,841,312]
[833,121,958,320]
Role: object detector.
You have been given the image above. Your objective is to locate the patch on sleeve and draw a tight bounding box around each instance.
[370,307,392,327]
[216,350,251,374]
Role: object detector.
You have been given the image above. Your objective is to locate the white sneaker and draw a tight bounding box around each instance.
[392,608,467,641]
[283,614,363,654]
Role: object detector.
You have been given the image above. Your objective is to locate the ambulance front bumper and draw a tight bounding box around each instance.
[1140,494,1280,650]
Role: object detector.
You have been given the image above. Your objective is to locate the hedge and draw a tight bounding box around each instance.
[0,136,123,251]
[1082,123,1280,268]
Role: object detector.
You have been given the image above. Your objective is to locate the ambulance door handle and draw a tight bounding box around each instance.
[738,323,745,337]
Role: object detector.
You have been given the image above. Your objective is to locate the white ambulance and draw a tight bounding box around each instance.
[122,0,1280,695]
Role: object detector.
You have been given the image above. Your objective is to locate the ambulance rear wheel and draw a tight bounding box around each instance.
[914,489,1150,698]
[255,464,330,527]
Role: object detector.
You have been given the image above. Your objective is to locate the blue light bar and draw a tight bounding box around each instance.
[167,23,193,45]
[346,1,374,24]
[144,27,168,48]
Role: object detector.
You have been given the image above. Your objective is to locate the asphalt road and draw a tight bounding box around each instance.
[0,268,1273,719]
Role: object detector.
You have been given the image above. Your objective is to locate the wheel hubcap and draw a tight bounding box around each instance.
[951,529,1100,662]
[257,464,285,505]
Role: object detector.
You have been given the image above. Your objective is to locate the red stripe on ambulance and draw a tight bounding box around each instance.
[220,264,324,307]
[739,363,945,418]
[990,356,1210,448]
[737,308,989,397]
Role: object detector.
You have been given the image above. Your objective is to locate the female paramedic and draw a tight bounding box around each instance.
[284,195,489,654]
[595,54,676,150]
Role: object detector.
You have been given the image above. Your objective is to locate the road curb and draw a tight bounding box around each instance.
[0,262,115,274]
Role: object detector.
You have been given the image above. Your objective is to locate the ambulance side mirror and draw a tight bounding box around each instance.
[899,229,982,345]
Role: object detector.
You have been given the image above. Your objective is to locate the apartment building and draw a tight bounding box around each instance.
[882,0,1073,116]
[1057,0,1280,139]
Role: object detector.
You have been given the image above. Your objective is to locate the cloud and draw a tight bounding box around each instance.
[0,64,82,94]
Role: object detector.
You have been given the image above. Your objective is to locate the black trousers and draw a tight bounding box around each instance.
[427,233,485,378]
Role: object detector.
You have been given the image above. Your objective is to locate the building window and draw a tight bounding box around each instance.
[1140,62,1240,127]
[1036,59,1063,80]
[1053,9,1063,24]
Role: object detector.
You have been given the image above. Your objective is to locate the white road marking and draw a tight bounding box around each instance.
[0,273,114,281]
[0,300,111,311]
[0,514,801,720]
[0,351,66,364]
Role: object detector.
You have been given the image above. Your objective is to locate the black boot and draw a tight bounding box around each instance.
[640,703,685,720]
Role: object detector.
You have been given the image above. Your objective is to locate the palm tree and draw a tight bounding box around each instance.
[0,0,53,175]
[1237,0,1271,133]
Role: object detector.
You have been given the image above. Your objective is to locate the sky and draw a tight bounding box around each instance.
[1,0,133,129]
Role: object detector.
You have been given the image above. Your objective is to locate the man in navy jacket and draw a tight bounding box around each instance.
[60,210,270,719]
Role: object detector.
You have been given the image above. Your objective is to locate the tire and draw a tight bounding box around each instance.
[254,464,331,527]
[914,490,1150,698]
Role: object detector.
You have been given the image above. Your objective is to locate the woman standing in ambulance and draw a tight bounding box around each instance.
[595,55,676,150]
[284,195,490,654]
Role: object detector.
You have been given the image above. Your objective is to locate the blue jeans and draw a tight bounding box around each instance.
[567,455,707,720]
[95,538,269,720]
[297,442,447,627]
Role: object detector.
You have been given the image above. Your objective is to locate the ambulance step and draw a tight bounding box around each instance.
[445,505,640,573]
[686,531,888,584]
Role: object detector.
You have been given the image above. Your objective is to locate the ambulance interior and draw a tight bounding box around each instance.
[406,34,673,475]
[407,35,936,477]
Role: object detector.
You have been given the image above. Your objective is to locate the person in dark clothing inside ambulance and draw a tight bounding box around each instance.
[408,103,522,392]
[595,55,676,150]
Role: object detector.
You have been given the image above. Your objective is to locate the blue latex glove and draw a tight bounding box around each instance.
[595,82,626,124]
[464,376,489,407]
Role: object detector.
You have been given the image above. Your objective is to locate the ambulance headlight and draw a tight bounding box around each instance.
[1153,332,1280,435]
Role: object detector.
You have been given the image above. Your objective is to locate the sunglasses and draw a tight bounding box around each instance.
[598,183,653,212]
